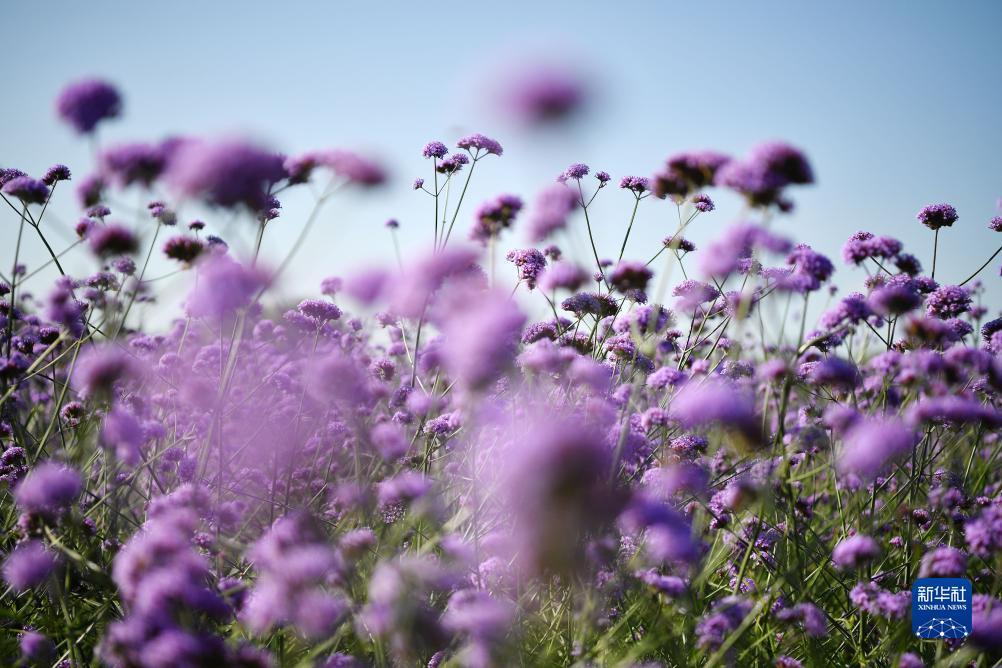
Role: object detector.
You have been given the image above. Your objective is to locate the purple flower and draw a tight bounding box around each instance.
[470,194,523,244]
[390,246,480,318]
[77,173,106,207]
[538,262,589,292]
[608,261,653,293]
[559,163,589,181]
[422,141,449,159]
[101,407,145,465]
[716,142,813,206]
[502,414,620,575]
[19,631,55,665]
[55,78,122,133]
[163,235,204,264]
[100,142,167,188]
[916,202,958,230]
[499,64,587,125]
[695,596,752,650]
[777,602,828,638]
[803,357,860,389]
[653,150,730,199]
[670,379,760,447]
[14,461,83,517]
[73,346,139,400]
[965,505,1002,558]
[326,150,387,186]
[837,416,916,481]
[505,248,547,289]
[165,138,285,210]
[88,223,139,258]
[2,176,50,205]
[186,255,269,318]
[3,540,60,591]
[699,224,792,277]
[0,167,27,189]
[786,244,834,291]
[526,183,578,242]
[919,546,967,578]
[561,292,618,318]
[457,133,503,157]
[832,534,880,569]
[41,164,71,185]
[297,299,342,323]
[868,279,922,317]
[925,284,971,319]
[437,288,526,391]
[971,597,1002,651]
[619,176,650,194]
[672,279,720,311]
[691,193,714,212]
[990,216,1002,232]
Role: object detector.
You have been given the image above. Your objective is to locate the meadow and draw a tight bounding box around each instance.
[2,78,1002,667]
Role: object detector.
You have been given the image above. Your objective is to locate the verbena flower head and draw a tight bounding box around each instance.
[41,163,71,185]
[19,631,55,665]
[609,261,653,294]
[653,150,730,199]
[925,284,971,319]
[838,417,917,481]
[163,235,204,264]
[538,261,589,293]
[470,194,523,244]
[619,176,650,194]
[832,534,880,569]
[14,461,83,518]
[691,193,714,212]
[916,202,958,230]
[918,546,967,578]
[186,254,269,319]
[527,183,577,242]
[165,138,286,210]
[55,78,122,133]
[422,141,448,159]
[326,150,387,186]
[0,167,27,190]
[559,163,589,182]
[499,63,587,125]
[89,223,139,257]
[437,287,526,391]
[671,379,760,448]
[505,249,547,289]
[2,176,49,205]
[100,142,167,188]
[297,298,342,323]
[457,133,503,157]
[3,540,60,591]
[716,142,813,206]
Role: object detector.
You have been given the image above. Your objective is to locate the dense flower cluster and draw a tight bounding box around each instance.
[2,77,1002,668]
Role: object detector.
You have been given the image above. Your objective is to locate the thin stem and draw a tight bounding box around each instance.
[578,181,608,290]
[616,196,641,263]
[441,156,478,249]
[931,228,939,280]
[959,243,1002,287]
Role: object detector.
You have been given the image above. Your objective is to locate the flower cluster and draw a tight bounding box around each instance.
[2,77,1002,668]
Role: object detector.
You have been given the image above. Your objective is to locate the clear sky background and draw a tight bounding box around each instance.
[2,1,1001,326]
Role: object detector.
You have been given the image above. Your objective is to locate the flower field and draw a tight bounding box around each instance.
[3,78,1002,667]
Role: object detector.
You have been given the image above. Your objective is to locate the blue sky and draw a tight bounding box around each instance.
[2,1,1001,322]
